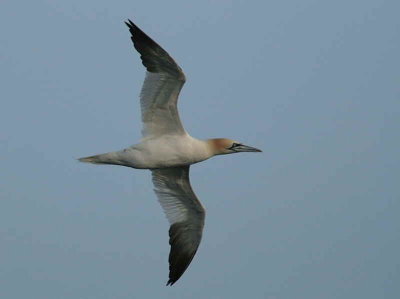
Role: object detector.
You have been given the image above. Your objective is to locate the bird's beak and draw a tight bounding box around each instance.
[235,144,262,153]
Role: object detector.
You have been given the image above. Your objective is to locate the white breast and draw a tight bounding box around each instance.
[127,134,213,169]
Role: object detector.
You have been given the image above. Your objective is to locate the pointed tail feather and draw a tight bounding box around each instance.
[77,151,133,167]
[78,154,107,164]
[76,148,142,168]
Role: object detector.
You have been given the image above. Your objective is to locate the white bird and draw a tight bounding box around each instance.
[79,19,261,285]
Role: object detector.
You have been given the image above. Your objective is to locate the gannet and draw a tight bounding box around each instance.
[78,19,261,286]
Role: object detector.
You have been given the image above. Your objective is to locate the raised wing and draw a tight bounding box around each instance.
[151,166,205,285]
[125,20,187,137]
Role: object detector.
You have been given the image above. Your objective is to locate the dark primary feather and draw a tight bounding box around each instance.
[125,19,185,80]
[167,222,201,286]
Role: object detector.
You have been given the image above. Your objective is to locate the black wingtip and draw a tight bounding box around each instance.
[125,19,135,30]
[124,19,146,41]
[166,279,176,286]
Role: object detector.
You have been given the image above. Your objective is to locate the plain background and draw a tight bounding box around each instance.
[1,1,399,298]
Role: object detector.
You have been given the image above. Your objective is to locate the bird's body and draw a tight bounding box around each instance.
[79,19,261,285]
[80,134,214,169]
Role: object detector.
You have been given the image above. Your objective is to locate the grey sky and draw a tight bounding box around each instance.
[1,0,399,298]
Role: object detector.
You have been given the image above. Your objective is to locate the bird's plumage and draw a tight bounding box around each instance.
[152,166,205,285]
[125,20,186,137]
[79,19,261,285]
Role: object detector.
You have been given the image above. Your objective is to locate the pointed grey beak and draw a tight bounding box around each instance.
[234,144,262,153]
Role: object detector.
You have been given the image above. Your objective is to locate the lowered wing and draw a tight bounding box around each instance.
[151,166,205,285]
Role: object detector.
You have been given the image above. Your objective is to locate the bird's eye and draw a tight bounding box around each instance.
[228,143,241,150]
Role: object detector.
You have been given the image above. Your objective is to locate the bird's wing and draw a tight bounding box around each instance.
[151,166,205,286]
[125,20,187,137]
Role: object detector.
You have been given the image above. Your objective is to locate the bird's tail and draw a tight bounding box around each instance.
[78,154,105,164]
[77,152,121,165]
[78,149,137,168]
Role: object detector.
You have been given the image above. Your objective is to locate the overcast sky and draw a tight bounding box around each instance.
[1,0,399,298]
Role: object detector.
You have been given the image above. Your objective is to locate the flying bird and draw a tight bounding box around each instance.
[79,19,261,285]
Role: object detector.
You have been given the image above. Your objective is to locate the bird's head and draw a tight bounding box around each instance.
[208,138,262,155]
